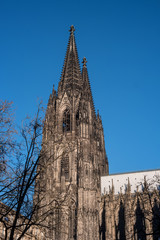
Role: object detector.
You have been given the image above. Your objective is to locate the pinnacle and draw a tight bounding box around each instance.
[58,26,82,94]
[69,25,75,34]
[82,58,96,119]
[82,57,87,68]
[127,177,131,193]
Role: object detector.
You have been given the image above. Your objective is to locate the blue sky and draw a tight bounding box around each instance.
[0,0,160,174]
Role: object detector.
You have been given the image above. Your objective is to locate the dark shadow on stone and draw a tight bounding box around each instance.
[152,198,160,240]
[134,198,146,240]
[117,200,126,240]
[100,201,106,240]
[115,222,118,240]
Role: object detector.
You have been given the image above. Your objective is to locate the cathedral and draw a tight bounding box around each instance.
[33,26,160,240]
[34,25,109,240]
[0,25,160,240]
[0,25,159,240]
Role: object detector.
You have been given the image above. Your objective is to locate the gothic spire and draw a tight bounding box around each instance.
[82,57,96,118]
[58,25,82,95]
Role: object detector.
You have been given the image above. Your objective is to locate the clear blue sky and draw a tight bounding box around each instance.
[0,0,160,174]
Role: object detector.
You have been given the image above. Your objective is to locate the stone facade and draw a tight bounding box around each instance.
[34,26,160,240]
[0,203,44,240]
[100,179,160,240]
[0,26,159,240]
[34,25,108,240]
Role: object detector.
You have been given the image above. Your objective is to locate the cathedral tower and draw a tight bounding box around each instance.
[36,26,108,240]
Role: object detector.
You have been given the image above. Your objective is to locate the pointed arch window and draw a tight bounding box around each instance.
[63,109,71,132]
[61,154,69,180]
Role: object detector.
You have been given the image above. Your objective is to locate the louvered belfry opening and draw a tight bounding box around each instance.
[61,154,69,180]
[63,109,71,132]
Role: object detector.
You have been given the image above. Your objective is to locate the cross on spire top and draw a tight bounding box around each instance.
[69,25,75,34]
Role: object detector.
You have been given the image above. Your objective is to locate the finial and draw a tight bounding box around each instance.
[143,175,148,190]
[48,94,52,106]
[97,109,99,118]
[82,57,87,67]
[52,84,56,97]
[112,179,115,194]
[127,177,131,193]
[69,25,75,34]
[136,185,139,192]
[52,84,55,94]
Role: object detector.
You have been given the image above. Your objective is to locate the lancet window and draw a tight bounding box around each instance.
[63,108,71,132]
[61,154,69,180]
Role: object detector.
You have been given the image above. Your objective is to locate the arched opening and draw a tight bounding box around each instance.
[61,154,69,180]
[63,109,71,132]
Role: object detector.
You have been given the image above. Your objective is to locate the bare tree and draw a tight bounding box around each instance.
[0,106,43,239]
[0,100,16,172]
[0,104,75,240]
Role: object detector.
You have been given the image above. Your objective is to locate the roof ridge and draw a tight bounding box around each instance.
[101,168,160,177]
